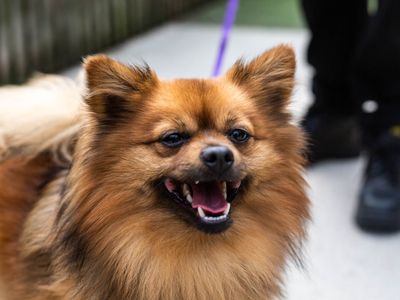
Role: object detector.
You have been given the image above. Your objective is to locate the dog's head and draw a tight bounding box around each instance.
[78,45,305,236]
[58,45,309,299]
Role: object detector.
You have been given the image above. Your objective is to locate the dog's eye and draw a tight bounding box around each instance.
[161,132,189,148]
[228,129,250,144]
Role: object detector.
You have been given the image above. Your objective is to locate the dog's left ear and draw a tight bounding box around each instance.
[225,45,295,114]
[84,55,158,127]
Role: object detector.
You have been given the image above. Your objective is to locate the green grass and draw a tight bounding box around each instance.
[183,0,305,28]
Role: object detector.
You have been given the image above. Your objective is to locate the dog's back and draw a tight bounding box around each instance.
[0,75,81,299]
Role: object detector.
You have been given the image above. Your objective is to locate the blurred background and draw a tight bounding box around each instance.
[1,0,399,299]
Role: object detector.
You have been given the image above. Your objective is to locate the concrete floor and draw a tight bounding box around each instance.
[62,22,400,300]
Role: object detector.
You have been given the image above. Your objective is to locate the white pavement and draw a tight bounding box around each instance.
[63,22,400,300]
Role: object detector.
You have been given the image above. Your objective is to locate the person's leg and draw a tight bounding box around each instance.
[353,0,400,145]
[354,0,400,232]
[301,0,368,162]
[302,0,368,115]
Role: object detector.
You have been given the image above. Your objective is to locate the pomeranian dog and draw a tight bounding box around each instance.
[0,45,309,300]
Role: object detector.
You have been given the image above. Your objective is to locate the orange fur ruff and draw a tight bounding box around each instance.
[0,45,309,300]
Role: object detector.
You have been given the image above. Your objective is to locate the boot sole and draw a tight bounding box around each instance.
[356,208,400,233]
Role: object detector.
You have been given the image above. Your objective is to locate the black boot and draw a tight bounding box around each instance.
[356,127,400,233]
[301,112,362,164]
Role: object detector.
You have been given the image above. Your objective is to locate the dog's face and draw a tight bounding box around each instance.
[81,46,304,235]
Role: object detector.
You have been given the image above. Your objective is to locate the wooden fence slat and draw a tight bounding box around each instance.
[0,0,213,84]
[0,0,11,83]
[65,0,80,65]
[100,0,112,50]
[26,0,40,71]
[41,0,55,72]
[9,0,27,83]
[111,0,129,43]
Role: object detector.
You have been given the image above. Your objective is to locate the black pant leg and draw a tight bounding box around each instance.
[353,0,400,144]
[301,0,368,115]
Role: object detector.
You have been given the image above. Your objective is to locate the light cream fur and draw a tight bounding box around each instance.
[0,74,83,162]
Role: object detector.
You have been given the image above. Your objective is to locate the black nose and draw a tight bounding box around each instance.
[200,146,234,175]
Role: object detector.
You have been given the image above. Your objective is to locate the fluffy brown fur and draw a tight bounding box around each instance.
[0,45,309,300]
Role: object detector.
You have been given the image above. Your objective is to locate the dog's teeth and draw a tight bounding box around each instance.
[195,181,199,185]
[186,194,193,203]
[222,181,227,199]
[182,183,190,196]
[223,203,231,216]
[203,214,227,222]
[182,184,192,203]
[197,207,205,218]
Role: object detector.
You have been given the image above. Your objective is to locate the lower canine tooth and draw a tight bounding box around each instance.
[195,181,199,185]
[186,194,192,203]
[198,207,205,218]
[223,203,231,215]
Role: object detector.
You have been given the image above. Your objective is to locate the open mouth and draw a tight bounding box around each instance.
[164,178,241,229]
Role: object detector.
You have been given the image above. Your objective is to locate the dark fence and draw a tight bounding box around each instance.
[0,0,208,85]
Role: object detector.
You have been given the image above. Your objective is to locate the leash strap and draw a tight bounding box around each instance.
[212,0,240,77]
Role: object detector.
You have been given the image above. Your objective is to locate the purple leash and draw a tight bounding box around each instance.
[212,0,240,77]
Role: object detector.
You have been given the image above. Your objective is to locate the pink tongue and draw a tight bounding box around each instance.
[191,182,228,214]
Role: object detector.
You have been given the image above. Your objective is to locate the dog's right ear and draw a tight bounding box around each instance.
[84,55,158,127]
[225,45,295,116]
